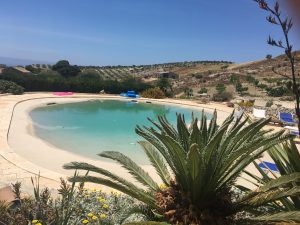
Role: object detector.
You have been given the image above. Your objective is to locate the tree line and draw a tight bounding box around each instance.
[0,65,152,94]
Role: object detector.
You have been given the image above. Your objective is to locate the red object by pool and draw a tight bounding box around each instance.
[53,92,74,96]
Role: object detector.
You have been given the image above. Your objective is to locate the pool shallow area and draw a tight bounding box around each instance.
[29,100,212,165]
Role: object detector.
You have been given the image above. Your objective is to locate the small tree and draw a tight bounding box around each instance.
[266,54,272,60]
[215,83,226,94]
[198,87,208,94]
[235,82,249,96]
[229,74,239,84]
[52,60,81,78]
[255,0,299,132]
[157,77,173,97]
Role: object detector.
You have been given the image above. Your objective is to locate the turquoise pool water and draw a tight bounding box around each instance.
[30,100,211,164]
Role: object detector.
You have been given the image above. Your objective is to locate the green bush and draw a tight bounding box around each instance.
[235,82,248,95]
[0,178,148,225]
[0,79,24,95]
[198,87,208,94]
[265,99,273,107]
[267,86,289,97]
[141,87,165,99]
[215,83,226,94]
[212,91,232,102]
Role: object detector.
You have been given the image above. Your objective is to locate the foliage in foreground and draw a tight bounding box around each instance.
[0,79,24,95]
[0,176,150,225]
[65,111,300,224]
[244,140,300,213]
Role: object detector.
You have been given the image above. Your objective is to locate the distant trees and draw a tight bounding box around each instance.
[266,54,272,60]
[52,60,81,78]
[0,68,152,94]
[0,79,24,95]
[25,65,42,74]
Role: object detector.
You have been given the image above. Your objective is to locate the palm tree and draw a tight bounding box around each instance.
[64,111,300,224]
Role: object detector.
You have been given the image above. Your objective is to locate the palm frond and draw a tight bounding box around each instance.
[139,141,171,185]
[99,151,159,191]
[249,211,300,222]
[68,175,156,208]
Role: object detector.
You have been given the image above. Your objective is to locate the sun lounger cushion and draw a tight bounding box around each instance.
[279,112,297,124]
[253,108,266,119]
[258,161,279,172]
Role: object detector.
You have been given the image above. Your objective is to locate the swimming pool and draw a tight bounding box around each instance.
[29,100,211,164]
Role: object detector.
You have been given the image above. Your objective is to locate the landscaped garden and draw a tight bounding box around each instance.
[2,111,300,225]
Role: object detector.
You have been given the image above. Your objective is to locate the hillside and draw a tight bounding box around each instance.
[1,51,299,99]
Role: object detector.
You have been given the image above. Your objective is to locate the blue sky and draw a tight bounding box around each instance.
[0,0,299,66]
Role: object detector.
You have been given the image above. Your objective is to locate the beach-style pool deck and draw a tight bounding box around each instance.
[0,92,275,192]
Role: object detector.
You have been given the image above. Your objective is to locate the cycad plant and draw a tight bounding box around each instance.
[64,111,300,224]
[243,140,300,214]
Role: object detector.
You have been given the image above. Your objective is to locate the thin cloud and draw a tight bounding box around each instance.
[0,24,107,44]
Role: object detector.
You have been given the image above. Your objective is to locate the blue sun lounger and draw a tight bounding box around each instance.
[258,161,279,173]
[120,90,140,98]
[279,112,297,125]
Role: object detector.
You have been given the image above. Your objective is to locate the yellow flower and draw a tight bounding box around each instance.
[36,223,42,225]
[97,197,106,203]
[92,188,97,192]
[92,215,98,220]
[100,214,107,219]
[87,213,94,217]
[159,183,167,189]
[32,220,39,224]
[113,191,121,197]
[102,204,109,209]
[82,219,89,224]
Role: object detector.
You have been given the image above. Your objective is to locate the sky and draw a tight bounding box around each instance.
[0,0,299,66]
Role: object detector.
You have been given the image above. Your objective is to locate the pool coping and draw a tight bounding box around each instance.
[1,93,233,188]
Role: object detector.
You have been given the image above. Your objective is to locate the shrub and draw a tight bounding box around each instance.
[141,87,165,99]
[238,100,255,108]
[215,83,226,94]
[198,87,208,94]
[183,87,193,98]
[212,91,232,102]
[229,74,239,84]
[235,82,248,95]
[0,79,24,95]
[0,178,148,225]
[265,99,273,107]
[267,86,288,97]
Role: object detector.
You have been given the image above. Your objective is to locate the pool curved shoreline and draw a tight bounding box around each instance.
[1,93,233,189]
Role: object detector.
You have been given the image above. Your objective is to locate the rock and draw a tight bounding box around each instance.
[0,186,15,202]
